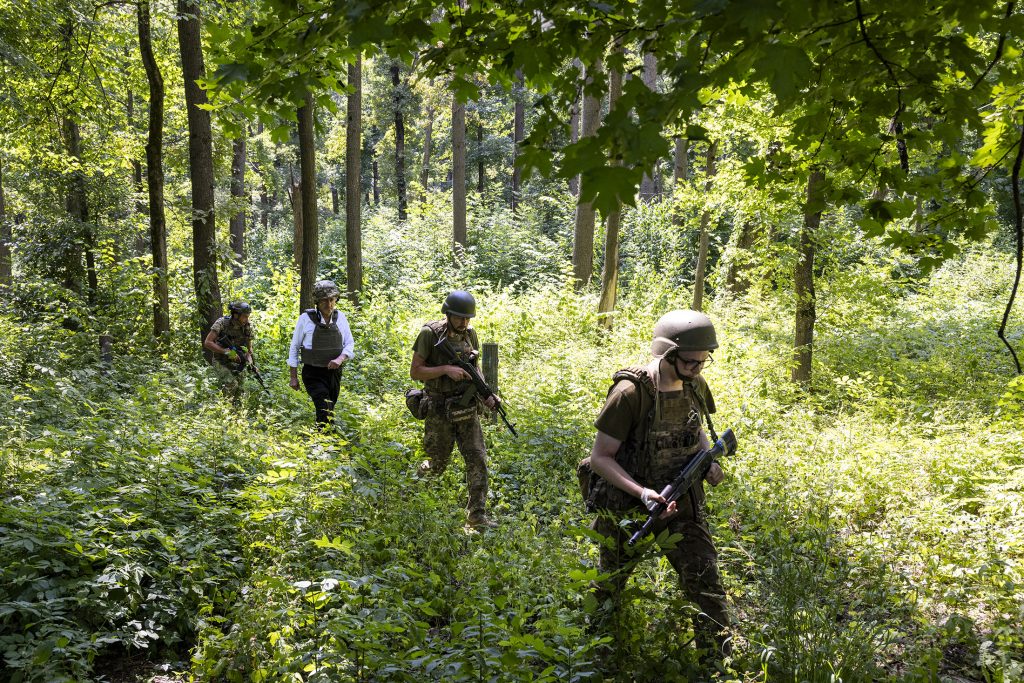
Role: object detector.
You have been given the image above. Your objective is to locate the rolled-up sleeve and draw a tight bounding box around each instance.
[338,313,355,359]
[287,316,305,368]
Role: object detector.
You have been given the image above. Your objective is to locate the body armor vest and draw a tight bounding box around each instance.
[422,320,478,395]
[300,309,344,367]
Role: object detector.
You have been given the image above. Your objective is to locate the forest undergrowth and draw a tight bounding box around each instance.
[1,211,1022,681]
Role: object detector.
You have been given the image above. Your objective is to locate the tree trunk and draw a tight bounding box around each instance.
[392,62,408,221]
[723,220,757,296]
[0,155,10,286]
[639,53,659,202]
[672,138,689,226]
[568,59,581,197]
[257,121,269,232]
[230,135,246,278]
[512,70,524,213]
[138,0,169,339]
[298,91,318,311]
[177,0,222,345]
[420,104,433,203]
[792,169,824,387]
[346,56,363,303]
[598,64,624,329]
[691,140,718,312]
[63,117,96,305]
[128,89,149,256]
[372,157,380,205]
[476,124,484,194]
[453,93,467,250]
[288,169,302,267]
[331,185,339,214]
[572,59,603,288]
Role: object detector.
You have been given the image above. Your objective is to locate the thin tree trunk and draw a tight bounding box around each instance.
[792,169,825,386]
[331,185,339,214]
[512,70,524,213]
[297,91,318,311]
[568,60,581,197]
[288,169,302,267]
[598,63,623,329]
[692,140,718,312]
[346,56,363,303]
[672,138,689,226]
[372,157,380,206]
[128,89,148,256]
[230,135,246,278]
[0,155,10,286]
[392,62,407,221]
[138,0,169,339]
[64,117,96,304]
[177,0,222,345]
[476,124,484,194]
[639,53,659,202]
[453,93,467,250]
[258,121,269,232]
[572,59,603,288]
[420,104,433,203]
[723,220,756,296]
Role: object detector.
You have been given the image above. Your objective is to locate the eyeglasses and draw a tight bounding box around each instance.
[674,355,713,370]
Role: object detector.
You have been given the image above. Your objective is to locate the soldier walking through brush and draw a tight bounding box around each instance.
[581,310,732,668]
[204,301,257,403]
[410,290,500,530]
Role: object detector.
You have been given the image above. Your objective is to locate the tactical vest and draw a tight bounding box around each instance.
[582,367,714,513]
[421,320,479,395]
[214,316,252,367]
[299,309,344,367]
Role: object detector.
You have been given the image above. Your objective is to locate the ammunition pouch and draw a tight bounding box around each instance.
[404,388,429,420]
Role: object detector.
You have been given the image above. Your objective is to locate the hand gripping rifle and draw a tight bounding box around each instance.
[217,336,269,394]
[627,428,737,547]
[435,336,518,437]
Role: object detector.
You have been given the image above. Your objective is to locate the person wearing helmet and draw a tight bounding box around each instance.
[204,301,256,401]
[585,309,731,667]
[288,280,355,429]
[410,290,499,530]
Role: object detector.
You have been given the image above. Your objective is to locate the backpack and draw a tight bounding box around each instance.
[577,367,657,513]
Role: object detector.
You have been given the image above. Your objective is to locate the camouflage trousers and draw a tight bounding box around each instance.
[591,486,731,658]
[211,361,242,403]
[421,408,489,519]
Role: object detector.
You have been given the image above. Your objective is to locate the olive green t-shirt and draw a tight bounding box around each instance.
[594,374,716,443]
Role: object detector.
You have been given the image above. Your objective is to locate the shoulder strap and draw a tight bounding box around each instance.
[608,366,658,440]
[467,327,479,350]
[685,377,718,442]
[425,320,446,338]
[305,309,319,324]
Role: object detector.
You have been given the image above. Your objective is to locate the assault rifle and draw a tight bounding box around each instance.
[435,336,518,438]
[217,336,269,394]
[627,428,737,547]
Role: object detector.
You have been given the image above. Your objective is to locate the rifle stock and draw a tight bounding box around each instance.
[626,428,737,547]
[217,336,269,394]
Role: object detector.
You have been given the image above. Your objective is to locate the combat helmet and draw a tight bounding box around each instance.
[312,280,341,302]
[442,290,476,318]
[650,310,719,357]
[228,301,252,316]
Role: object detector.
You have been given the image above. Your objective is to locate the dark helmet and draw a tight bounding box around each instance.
[228,301,252,316]
[442,290,476,318]
[312,280,341,303]
[650,310,719,357]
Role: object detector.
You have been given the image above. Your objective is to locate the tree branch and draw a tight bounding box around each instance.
[972,1,1016,89]
[999,118,1024,373]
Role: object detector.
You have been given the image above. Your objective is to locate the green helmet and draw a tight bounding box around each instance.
[228,301,251,316]
[312,280,341,303]
[650,310,719,357]
[441,290,476,318]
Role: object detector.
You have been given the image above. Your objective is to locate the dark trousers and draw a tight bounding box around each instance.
[301,364,341,427]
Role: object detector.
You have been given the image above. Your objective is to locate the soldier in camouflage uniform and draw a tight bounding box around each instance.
[204,301,256,402]
[586,310,732,664]
[410,291,499,530]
